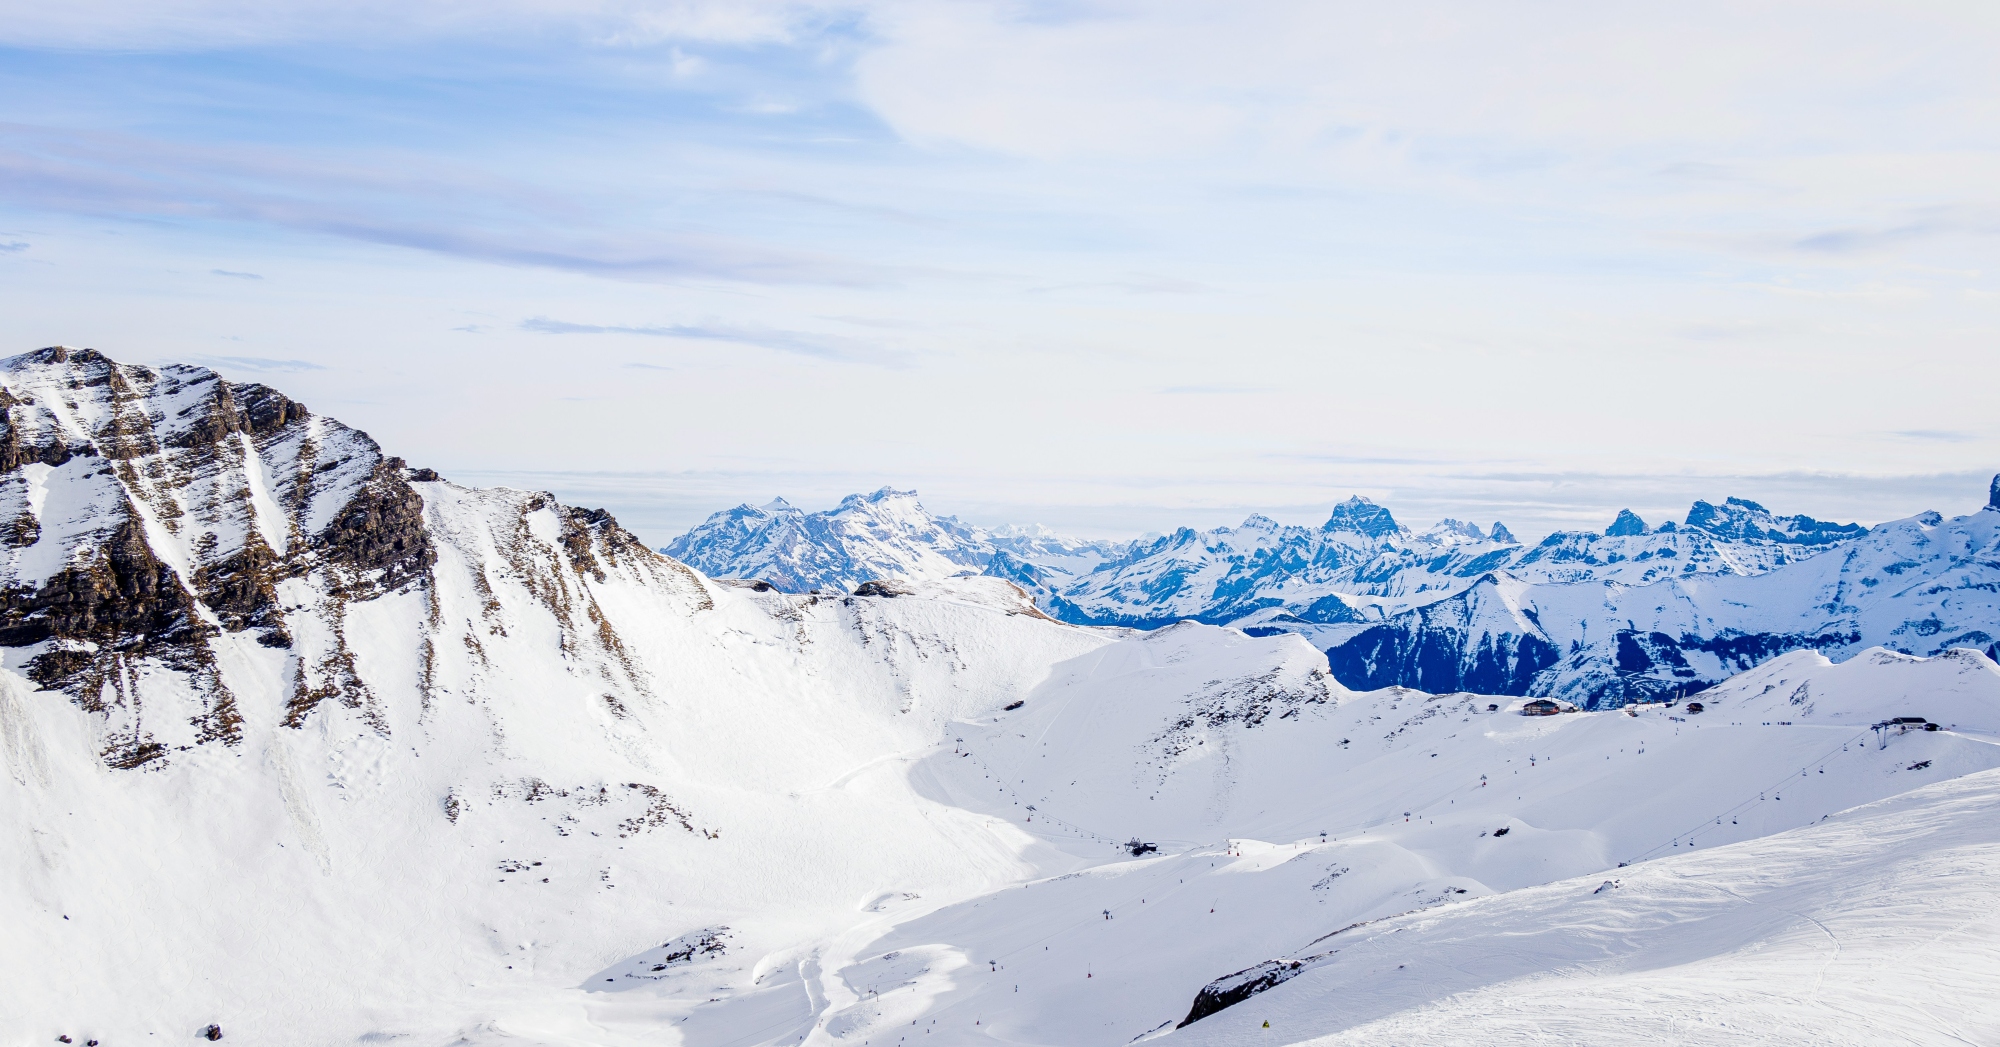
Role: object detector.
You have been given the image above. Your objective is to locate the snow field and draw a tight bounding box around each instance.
[6,465,2000,1046]
[774,627,2000,1045]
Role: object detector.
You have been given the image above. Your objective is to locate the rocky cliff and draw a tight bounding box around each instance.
[0,346,684,768]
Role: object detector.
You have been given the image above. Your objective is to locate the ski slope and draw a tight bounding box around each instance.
[764,630,2000,1046]
[1168,766,2000,1046]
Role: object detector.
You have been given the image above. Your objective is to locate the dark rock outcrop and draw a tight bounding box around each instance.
[315,458,434,595]
[0,516,194,649]
[1179,957,1308,1027]
[169,376,309,449]
[0,347,441,766]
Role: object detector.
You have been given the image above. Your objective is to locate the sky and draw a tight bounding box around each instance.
[1,0,1997,545]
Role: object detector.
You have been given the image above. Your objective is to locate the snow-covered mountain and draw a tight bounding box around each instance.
[7,346,2000,1046]
[668,492,1854,628]
[1325,490,2000,706]
[670,487,1900,705]
[1022,495,1854,630]
[663,488,1120,594]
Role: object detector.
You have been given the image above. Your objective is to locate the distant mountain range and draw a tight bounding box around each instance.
[662,487,1122,593]
[665,481,2000,706]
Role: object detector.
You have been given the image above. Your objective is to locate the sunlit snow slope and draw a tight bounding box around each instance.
[1168,766,2000,1046]
[782,639,2000,1046]
[3,347,1998,1047]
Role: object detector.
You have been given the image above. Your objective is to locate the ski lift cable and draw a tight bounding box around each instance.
[1622,728,1871,866]
[958,726,1580,856]
[987,848,1216,965]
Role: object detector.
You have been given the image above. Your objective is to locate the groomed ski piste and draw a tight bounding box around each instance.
[2,353,1998,1046]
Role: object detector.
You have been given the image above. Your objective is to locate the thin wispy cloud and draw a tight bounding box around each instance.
[0,240,27,252]
[521,316,908,366]
[0,0,833,51]
[1654,161,1750,183]
[734,188,944,228]
[1029,275,1206,295]
[190,354,328,373]
[1791,207,2000,256]
[210,268,261,279]
[1159,384,1271,395]
[1893,430,1978,443]
[0,123,899,288]
[1671,322,1779,341]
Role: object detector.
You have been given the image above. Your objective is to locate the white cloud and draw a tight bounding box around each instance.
[0,0,842,50]
[853,1,2000,163]
[4,0,1997,539]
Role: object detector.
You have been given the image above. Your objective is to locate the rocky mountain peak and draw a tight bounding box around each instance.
[1988,473,1999,510]
[1425,518,1488,542]
[1322,495,1403,539]
[1684,496,1863,546]
[841,486,918,509]
[1606,509,1648,536]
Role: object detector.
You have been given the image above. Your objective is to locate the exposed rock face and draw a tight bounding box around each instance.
[315,456,434,595]
[0,347,439,766]
[0,347,689,772]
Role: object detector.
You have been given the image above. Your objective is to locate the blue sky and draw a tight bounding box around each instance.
[2,1,1997,543]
